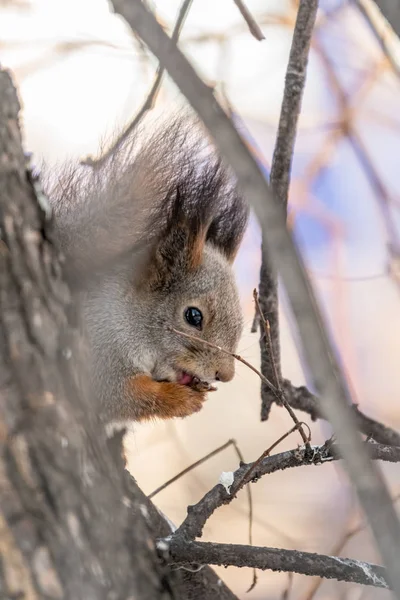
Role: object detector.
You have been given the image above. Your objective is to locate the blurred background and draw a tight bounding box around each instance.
[1,0,400,597]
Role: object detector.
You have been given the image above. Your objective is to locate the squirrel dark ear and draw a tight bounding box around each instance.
[145,187,211,289]
[141,149,249,290]
[206,192,249,264]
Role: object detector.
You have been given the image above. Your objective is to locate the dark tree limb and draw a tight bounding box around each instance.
[123,451,240,600]
[258,0,319,421]
[172,441,400,543]
[168,539,389,590]
[159,442,399,590]
[282,380,400,447]
[0,67,237,600]
[110,1,400,594]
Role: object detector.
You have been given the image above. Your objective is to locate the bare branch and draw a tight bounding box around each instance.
[108,1,400,593]
[369,0,400,38]
[271,0,318,212]
[84,0,193,167]
[253,289,311,449]
[173,441,400,542]
[230,422,310,496]
[232,0,265,41]
[258,0,318,420]
[149,439,241,499]
[355,0,400,79]
[282,380,400,447]
[167,539,389,590]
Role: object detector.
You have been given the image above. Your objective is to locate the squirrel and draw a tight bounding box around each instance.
[45,114,249,428]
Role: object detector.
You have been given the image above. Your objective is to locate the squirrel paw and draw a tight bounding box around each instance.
[125,374,207,421]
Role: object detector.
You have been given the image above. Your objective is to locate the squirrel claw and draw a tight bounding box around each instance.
[190,378,217,393]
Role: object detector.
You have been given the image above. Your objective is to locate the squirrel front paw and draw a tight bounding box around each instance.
[124,374,207,421]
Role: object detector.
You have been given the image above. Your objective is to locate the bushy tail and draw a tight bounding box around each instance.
[44,112,249,286]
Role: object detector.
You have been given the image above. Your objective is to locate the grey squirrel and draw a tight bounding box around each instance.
[46,114,249,425]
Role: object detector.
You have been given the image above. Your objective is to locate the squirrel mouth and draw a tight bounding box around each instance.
[176,370,216,392]
[178,371,197,386]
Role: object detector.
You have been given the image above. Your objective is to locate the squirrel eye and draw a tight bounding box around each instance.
[184,307,203,330]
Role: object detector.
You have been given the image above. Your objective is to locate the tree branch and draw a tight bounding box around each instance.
[258,0,318,420]
[83,0,194,167]
[282,380,400,447]
[110,2,400,594]
[167,539,389,590]
[355,0,400,79]
[370,0,400,38]
[232,0,265,41]
[160,442,400,590]
[172,441,400,542]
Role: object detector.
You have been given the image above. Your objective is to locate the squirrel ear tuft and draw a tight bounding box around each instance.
[206,192,249,264]
[141,144,249,290]
[145,187,211,289]
[170,186,211,272]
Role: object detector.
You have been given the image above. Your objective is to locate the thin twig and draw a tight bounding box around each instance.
[148,437,257,592]
[167,538,389,590]
[232,0,265,41]
[232,441,257,594]
[161,442,400,591]
[253,289,311,449]
[83,0,193,168]
[258,0,319,420]
[110,1,400,594]
[254,288,280,388]
[174,441,400,543]
[230,422,310,497]
[282,572,294,600]
[148,439,236,499]
[168,326,278,394]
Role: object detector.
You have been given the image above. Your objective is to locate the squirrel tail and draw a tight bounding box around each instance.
[45,111,249,284]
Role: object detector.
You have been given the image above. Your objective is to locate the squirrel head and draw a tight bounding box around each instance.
[134,142,249,389]
[48,113,249,401]
[138,225,244,388]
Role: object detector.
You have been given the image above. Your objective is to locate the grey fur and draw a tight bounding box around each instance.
[45,114,249,423]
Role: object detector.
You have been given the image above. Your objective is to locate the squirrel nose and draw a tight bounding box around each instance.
[215,364,235,383]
